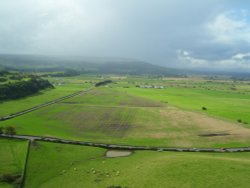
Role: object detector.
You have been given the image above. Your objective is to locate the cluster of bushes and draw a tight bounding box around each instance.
[43,69,82,77]
[0,78,54,100]
[95,80,112,87]
[0,173,21,185]
[237,119,248,124]
[0,126,16,135]
[0,77,7,82]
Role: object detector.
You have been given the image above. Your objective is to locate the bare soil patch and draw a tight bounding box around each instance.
[105,150,133,158]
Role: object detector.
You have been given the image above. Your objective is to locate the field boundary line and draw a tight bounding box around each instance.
[1,134,250,153]
[20,140,31,188]
[0,87,93,122]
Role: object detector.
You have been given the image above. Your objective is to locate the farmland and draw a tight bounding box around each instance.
[0,77,91,117]
[1,75,250,187]
[0,138,28,188]
[1,77,250,147]
[24,141,250,188]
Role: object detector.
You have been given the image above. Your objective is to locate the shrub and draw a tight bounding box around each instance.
[4,126,17,135]
[237,119,242,123]
[95,80,112,87]
[202,107,207,111]
[0,127,3,134]
[0,173,21,183]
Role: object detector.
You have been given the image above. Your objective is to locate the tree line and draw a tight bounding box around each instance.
[0,78,54,100]
[95,80,112,87]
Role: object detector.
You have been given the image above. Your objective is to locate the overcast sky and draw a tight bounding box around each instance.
[1,0,250,71]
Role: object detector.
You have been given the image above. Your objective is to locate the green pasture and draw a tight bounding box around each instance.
[0,138,28,188]
[0,82,90,117]
[1,87,250,147]
[115,83,250,126]
[1,75,250,187]
[24,141,250,188]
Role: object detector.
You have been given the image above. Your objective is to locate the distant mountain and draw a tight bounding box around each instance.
[0,54,184,76]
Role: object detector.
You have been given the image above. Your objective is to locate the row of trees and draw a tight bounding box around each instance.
[0,78,54,100]
[95,80,112,87]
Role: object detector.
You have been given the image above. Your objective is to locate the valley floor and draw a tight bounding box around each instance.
[1,75,250,187]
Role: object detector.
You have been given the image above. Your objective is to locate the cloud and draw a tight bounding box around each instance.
[178,49,250,71]
[206,10,250,44]
[1,0,250,72]
[232,52,250,60]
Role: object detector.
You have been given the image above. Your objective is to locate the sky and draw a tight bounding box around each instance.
[1,0,250,71]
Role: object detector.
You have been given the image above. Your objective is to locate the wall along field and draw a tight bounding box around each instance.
[1,76,250,147]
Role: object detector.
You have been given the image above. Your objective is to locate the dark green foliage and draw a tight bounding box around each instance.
[0,127,3,134]
[237,119,242,123]
[0,173,21,185]
[42,69,82,77]
[202,107,207,111]
[95,80,112,87]
[0,78,54,100]
[52,69,82,77]
[0,77,7,82]
[4,126,17,135]
[0,70,10,76]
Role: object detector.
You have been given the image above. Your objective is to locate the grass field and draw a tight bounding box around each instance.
[0,138,28,188]
[24,141,250,188]
[1,75,250,187]
[1,87,250,147]
[0,81,91,117]
[119,87,250,126]
[101,76,250,126]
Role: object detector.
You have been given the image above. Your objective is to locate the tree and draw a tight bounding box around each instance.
[4,126,16,135]
[0,127,3,134]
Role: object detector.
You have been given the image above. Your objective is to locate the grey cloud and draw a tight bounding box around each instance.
[1,0,250,71]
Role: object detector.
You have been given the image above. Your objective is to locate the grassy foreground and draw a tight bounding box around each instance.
[25,141,250,188]
[0,138,28,188]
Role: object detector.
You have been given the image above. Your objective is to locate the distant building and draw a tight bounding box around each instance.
[137,85,164,89]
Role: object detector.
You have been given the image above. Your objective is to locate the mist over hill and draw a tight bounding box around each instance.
[0,54,185,76]
[1,54,250,79]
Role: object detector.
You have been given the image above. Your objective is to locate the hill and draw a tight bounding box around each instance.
[0,54,183,76]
